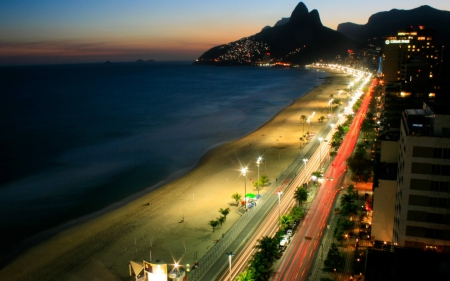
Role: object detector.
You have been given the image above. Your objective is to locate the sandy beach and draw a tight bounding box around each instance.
[0,69,350,281]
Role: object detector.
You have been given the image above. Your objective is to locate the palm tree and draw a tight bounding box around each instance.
[294,187,308,206]
[300,115,307,132]
[318,116,326,123]
[254,236,279,265]
[299,137,304,148]
[219,207,230,220]
[290,205,304,220]
[231,193,242,206]
[278,214,294,231]
[208,220,219,232]
[216,216,226,226]
[260,175,269,185]
[236,269,256,281]
[248,252,271,280]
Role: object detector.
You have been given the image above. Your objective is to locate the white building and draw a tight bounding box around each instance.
[393,102,450,252]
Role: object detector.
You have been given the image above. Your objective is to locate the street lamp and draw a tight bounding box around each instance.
[226,252,234,281]
[318,137,323,168]
[241,167,248,212]
[256,156,262,196]
[277,191,282,218]
[302,158,308,168]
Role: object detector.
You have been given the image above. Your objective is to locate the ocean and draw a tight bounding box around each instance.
[0,61,327,265]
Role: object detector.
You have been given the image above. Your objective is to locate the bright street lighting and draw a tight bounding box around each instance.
[226,252,234,281]
[302,158,308,167]
[318,137,323,168]
[256,156,262,196]
[277,191,282,218]
[241,167,248,212]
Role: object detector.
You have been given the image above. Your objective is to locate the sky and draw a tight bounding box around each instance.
[1,0,449,65]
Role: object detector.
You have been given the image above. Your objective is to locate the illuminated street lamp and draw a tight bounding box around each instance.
[318,137,323,168]
[302,158,308,167]
[330,123,335,130]
[226,252,234,281]
[256,156,262,196]
[241,167,248,212]
[277,191,282,218]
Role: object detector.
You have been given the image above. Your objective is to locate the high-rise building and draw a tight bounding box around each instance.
[382,26,437,83]
[393,102,450,253]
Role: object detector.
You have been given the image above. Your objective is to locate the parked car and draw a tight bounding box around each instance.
[286,229,293,236]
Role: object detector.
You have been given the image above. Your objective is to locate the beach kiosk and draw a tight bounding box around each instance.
[144,260,167,281]
[128,261,145,281]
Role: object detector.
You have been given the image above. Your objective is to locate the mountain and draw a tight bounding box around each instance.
[195,2,362,65]
[337,5,450,47]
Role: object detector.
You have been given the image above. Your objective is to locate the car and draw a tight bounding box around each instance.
[280,235,290,247]
[286,229,293,236]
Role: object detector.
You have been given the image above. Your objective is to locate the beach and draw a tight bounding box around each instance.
[0,69,350,281]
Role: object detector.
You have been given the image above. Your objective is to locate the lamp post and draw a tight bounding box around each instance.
[277,191,282,219]
[256,156,262,196]
[241,167,248,212]
[226,252,234,281]
[318,137,323,168]
[302,158,308,168]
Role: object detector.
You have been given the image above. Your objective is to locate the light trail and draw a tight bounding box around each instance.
[215,71,376,281]
[272,78,376,281]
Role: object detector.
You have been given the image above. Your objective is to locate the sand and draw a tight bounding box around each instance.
[0,69,350,281]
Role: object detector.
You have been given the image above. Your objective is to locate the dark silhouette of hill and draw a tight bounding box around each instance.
[195,2,362,65]
[337,5,450,47]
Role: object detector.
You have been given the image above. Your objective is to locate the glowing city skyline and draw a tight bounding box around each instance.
[1,0,449,65]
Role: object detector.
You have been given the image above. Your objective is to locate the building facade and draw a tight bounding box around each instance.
[382,26,437,83]
[393,103,450,252]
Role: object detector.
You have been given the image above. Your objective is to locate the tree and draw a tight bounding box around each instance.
[254,235,279,265]
[336,125,345,135]
[219,207,230,219]
[290,205,304,220]
[216,216,226,226]
[279,214,294,231]
[361,118,374,135]
[236,269,256,281]
[324,243,344,272]
[299,137,304,148]
[232,193,242,206]
[248,252,270,280]
[318,116,326,123]
[294,187,308,206]
[253,175,269,188]
[300,115,307,132]
[208,220,219,232]
[347,152,372,182]
[260,175,269,185]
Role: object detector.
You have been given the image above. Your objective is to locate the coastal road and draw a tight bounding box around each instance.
[195,71,374,281]
[272,78,376,281]
[212,118,338,281]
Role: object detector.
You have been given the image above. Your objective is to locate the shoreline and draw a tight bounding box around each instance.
[0,68,351,281]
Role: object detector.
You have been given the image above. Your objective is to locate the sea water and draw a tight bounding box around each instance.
[0,61,327,265]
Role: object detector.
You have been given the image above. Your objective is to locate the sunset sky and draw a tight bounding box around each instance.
[1,0,449,65]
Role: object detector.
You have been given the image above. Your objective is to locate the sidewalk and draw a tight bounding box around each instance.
[307,190,372,281]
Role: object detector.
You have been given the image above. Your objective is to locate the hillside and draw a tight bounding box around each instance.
[337,5,450,47]
[195,2,362,65]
